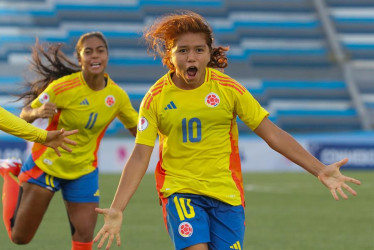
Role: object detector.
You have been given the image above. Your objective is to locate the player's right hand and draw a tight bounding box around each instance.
[37,102,58,118]
[44,128,78,156]
[94,207,123,250]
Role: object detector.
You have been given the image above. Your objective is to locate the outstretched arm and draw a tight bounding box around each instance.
[254,117,361,200]
[94,143,153,249]
[0,106,77,156]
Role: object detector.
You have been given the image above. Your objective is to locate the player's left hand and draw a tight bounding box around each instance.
[317,158,361,200]
[94,207,123,250]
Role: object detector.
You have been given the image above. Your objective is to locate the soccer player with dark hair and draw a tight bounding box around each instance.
[0,31,138,250]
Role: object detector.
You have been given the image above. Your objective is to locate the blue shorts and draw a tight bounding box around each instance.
[162,193,245,250]
[18,155,99,203]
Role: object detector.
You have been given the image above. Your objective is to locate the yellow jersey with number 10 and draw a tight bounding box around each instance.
[136,67,269,206]
[31,71,138,180]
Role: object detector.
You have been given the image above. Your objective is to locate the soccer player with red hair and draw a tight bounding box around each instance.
[94,11,361,250]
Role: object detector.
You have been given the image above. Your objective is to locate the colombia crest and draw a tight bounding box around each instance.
[205,92,220,108]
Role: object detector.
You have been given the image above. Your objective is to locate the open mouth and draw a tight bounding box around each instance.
[91,62,101,69]
[187,66,198,77]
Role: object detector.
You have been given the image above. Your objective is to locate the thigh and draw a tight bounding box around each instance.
[163,193,211,250]
[62,169,99,242]
[208,202,245,250]
[12,182,54,244]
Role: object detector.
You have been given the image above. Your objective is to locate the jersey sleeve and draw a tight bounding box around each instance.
[116,90,139,129]
[0,106,47,143]
[134,91,159,147]
[30,81,58,109]
[235,88,269,131]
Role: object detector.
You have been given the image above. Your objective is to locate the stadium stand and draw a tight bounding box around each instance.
[0,0,373,134]
[326,0,374,128]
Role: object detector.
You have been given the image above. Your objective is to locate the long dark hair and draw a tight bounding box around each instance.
[143,10,228,71]
[19,32,108,106]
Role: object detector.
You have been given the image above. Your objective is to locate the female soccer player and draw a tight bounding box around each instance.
[0,32,138,250]
[0,106,77,155]
[94,11,361,250]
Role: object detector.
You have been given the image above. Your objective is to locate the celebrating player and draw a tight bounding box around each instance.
[94,11,361,250]
[0,32,138,250]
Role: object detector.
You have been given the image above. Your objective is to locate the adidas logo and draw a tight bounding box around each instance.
[230,241,242,250]
[93,189,100,197]
[80,98,89,105]
[164,101,177,110]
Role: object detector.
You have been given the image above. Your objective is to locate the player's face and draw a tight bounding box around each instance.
[78,36,108,76]
[170,32,211,89]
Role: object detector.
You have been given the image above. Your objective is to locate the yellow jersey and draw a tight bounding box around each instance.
[31,72,138,179]
[136,68,269,206]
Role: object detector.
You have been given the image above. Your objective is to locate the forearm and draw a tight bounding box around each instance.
[0,106,47,143]
[268,129,324,177]
[20,105,39,123]
[110,144,152,211]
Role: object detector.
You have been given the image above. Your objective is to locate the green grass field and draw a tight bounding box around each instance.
[0,171,373,250]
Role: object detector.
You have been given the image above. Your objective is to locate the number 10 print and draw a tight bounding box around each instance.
[182,118,201,143]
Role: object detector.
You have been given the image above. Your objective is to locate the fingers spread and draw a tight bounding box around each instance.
[98,231,109,249]
[337,187,348,200]
[54,148,61,157]
[342,183,357,196]
[64,129,79,136]
[94,230,103,243]
[338,158,349,166]
[347,177,361,185]
[107,233,116,249]
[95,208,107,214]
[330,189,339,201]
[63,138,77,146]
[60,144,73,153]
[116,233,121,246]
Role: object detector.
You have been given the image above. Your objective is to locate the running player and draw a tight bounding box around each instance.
[94,11,361,250]
[0,32,138,250]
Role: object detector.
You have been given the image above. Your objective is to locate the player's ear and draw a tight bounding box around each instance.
[77,55,82,65]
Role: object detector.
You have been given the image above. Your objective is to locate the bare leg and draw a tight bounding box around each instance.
[65,201,98,242]
[11,182,54,244]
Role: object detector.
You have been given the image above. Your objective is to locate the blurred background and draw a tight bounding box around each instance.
[1,0,374,172]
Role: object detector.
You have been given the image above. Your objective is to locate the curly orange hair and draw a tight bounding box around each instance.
[143,10,228,71]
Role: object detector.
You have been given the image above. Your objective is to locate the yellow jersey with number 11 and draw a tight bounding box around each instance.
[31,71,138,180]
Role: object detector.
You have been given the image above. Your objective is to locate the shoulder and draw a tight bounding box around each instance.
[146,74,169,98]
[107,76,126,93]
[209,68,247,96]
[141,74,169,109]
[149,74,170,94]
[48,72,83,95]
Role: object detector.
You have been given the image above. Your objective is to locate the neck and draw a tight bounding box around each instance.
[172,73,203,90]
[83,72,106,91]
